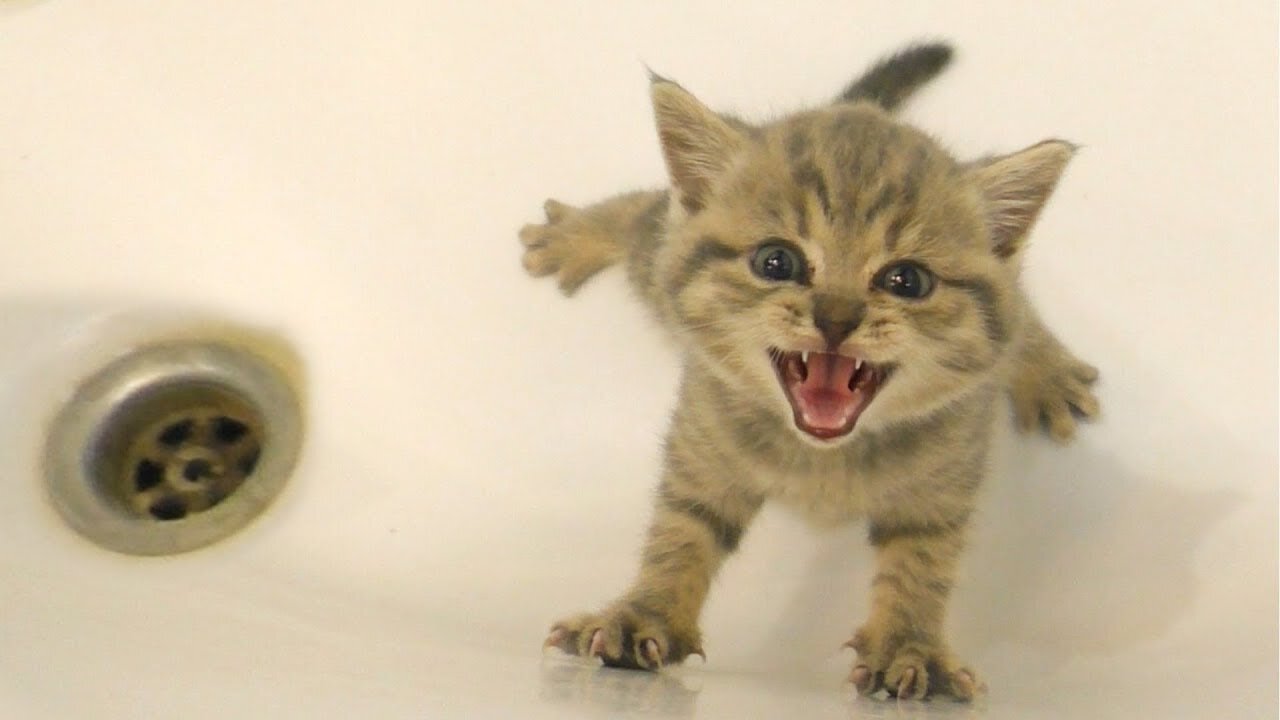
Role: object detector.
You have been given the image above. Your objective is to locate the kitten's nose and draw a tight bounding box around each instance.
[813,294,866,349]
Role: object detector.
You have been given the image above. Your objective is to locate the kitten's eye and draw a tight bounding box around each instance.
[877,262,934,299]
[751,241,805,283]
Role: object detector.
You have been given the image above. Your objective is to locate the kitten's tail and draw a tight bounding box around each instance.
[838,42,953,112]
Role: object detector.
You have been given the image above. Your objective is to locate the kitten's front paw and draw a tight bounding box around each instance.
[845,625,984,702]
[543,603,704,671]
[519,199,621,295]
[1009,340,1100,443]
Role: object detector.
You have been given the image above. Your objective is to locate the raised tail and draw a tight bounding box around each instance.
[838,42,953,112]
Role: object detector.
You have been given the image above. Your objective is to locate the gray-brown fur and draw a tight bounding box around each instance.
[526,42,1100,700]
[839,42,953,110]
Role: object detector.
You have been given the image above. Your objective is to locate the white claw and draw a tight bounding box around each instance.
[641,638,663,668]
[588,629,606,658]
[543,628,567,651]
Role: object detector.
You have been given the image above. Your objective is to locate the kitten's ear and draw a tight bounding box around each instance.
[969,139,1076,259]
[650,78,745,213]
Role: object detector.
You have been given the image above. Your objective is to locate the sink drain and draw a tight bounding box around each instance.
[43,339,303,555]
[117,388,263,521]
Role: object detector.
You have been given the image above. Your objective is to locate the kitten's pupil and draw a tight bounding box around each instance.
[763,251,791,279]
[881,262,934,299]
[751,241,802,282]
[889,267,916,293]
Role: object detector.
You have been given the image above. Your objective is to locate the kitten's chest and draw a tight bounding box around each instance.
[764,468,869,526]
[752,423,961,526]
[754,446,896,526]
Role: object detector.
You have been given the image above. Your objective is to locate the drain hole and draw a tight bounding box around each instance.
[149,497,188,521]
[134,460,164,492]
[214,417,249,444]
[157,419,195,447]
[238,448,261,476]
[182,459,216,483]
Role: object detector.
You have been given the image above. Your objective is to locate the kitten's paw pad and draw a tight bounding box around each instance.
[1010,354,1100,444]
[518,198,620,295]
[845,630,982,702]
[544,606,703,671]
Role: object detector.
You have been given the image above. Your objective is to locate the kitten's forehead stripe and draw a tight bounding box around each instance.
[758,107,959,258]
[764,194,785,223]
[791,161,833,224]
[884,213,911,252]
[786,127,809,163]
[861,183,898,228]
[896,144,930,210]
[793,187,810,239]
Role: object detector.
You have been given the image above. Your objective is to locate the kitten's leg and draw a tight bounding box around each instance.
[520,190,668,296]
[1008,304,1100,443]
[545,423,763,670]
[847,516,984,701]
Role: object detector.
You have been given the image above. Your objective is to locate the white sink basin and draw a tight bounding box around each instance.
[1,3,1274,718]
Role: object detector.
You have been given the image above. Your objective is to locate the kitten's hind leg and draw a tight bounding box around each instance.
[520,190,667,296]
[1008,308,1100,442]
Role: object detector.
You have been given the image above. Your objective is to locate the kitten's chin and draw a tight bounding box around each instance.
[768,348,891,444]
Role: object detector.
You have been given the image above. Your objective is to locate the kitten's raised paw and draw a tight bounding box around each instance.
[519,198,623,295]
[543,605,703,671]
[1010,357,1099,443]
[845,628,984,702]
[1009,330,1100,443]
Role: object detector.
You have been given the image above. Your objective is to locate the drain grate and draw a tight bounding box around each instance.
[43,339,303,555]
[120,401,263,522]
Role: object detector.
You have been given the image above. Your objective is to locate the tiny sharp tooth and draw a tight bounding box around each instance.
[855,358,864,371]
[802,351,810,364]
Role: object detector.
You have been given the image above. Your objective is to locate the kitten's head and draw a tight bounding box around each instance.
[649,78,1074,446]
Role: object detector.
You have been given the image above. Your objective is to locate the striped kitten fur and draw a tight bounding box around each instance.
[521,42,1098,701]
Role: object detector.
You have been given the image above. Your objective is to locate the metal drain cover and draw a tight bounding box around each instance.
[43,339,303,555]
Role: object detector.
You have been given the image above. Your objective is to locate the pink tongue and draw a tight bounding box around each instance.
[795,353,859,430]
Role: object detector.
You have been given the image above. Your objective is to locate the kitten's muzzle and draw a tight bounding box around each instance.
[813,294,867,349]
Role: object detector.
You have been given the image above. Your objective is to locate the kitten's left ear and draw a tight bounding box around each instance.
[969,139,1076,259]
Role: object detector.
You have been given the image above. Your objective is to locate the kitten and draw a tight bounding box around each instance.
[521,43,1098,701]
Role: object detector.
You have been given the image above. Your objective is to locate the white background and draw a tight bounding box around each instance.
[0,2,1275,718]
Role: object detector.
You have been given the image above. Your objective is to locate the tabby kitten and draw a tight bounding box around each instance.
[521,43,1098,701]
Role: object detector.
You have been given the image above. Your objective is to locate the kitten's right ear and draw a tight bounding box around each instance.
[650,78,745,213]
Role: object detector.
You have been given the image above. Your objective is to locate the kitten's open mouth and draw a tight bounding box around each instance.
[769,349,889,441]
